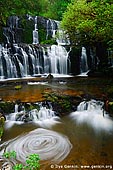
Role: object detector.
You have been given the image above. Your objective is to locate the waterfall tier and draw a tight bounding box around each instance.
[0,44,70,79]
[6,102,58,123]
[80,47,88,73]
[70,100,113,132]
[3,15,69,45]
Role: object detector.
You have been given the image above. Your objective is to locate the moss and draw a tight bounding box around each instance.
[0,127,3,139]
[21,17,34,44]
[42,92,72,114]
[38,26,46,43]
[14,85,22,90]
[108,102,113,115]
[41,38,57,45]
[0,117,5,139]
[0,116,5,126]
[0,101,15,114]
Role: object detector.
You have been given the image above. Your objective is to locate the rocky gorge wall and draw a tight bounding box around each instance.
[2,15,59,44]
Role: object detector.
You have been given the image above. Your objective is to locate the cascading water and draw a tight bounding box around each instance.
[1,15,72,79]
[56,21,70,46]
[33,16,39,44]
[6,102,58,123]
[0,44,70,79]
[46,19,58,40]
[70,99,113,132]
[80,47,88,74]
[47,45,69,74]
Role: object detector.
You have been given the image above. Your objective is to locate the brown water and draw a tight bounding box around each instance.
[0,77,111,102]
[0,77,113,170]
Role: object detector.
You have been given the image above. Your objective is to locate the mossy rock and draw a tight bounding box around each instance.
[14,85,22,90]
[108,102,113,115]
[0,127,3,139]
[0,116,5,140]
[0,116,5,126]
[0,101,15,113]
[42,92,78,114]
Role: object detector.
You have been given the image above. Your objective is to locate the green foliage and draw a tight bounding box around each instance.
[61,0,113,47]
[0,0,71,30]
[0,116,5,126]
[0,127,3,138]
[41,38,57,45]
[3,151,40,170]
[3,151,16,159]
[21,17,34,44]
[0,101,15,114]
[0,0,71,42]
[24,154,40,170]
[13,164,23,170]
[43,92,71,112]
[38,0,71,20]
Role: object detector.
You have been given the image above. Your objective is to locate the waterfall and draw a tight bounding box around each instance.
[33,16,39,44]
[1,16,74,79]
[0,45,4,79]
[80,47,88,73]
[77,99,103,111]
[3,16,21,44]
[70,99,113,132]
[47,45,69,74]
[0,44,70,79]
[46,19,57,40]
[56,21,70,45]
[6,103,58,123]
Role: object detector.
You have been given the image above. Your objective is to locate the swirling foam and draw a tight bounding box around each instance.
[0,128,72,166]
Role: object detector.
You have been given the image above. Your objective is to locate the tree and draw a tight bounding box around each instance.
[39,0,71,20]
[61,0,113,67]
[0,0,71,42]
[0,0,41,26]
[0,0,71,26]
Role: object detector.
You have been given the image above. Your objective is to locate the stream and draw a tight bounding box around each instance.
[0,77,113,170]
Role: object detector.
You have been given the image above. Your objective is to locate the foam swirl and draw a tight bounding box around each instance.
[0,128,72,166]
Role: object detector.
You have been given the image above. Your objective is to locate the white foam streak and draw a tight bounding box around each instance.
[70,109,113,132]
[69,100,113,132]
[0,128,72,166]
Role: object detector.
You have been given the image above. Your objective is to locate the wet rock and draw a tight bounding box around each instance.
[0,113,5,140]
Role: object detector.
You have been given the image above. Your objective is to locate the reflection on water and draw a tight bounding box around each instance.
[0,100,113,170]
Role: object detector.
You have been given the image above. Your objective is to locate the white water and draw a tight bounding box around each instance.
[80,47,88,73]
[5,103,60,130]
[0,44,70,79]
[33,16,39,44]
[0,128,72,168]
[56,21,70,45]
[46,19,57,40]
[47,45,69,74]
[70,99,113,132]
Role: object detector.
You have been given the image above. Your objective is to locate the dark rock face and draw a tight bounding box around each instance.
[3,15,58,44]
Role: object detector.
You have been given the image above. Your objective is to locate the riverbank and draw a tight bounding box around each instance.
[0,76,112,102]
